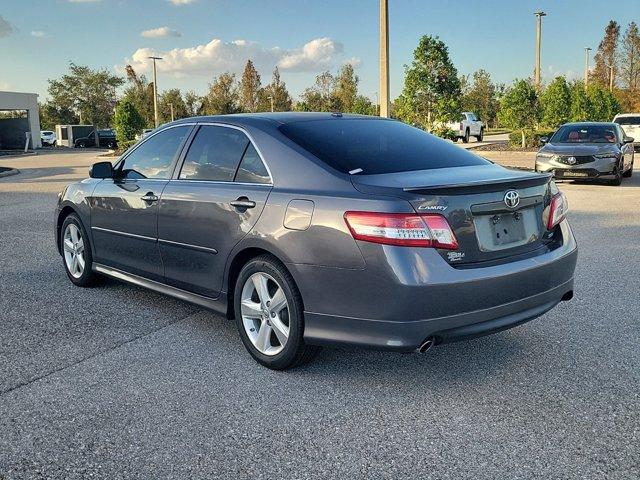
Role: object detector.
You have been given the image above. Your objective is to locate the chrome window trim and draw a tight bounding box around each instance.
[177,122,274,185]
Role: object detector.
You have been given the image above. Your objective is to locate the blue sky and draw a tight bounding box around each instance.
[0,0,638,102]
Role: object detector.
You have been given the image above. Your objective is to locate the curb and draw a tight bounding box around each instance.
[0,151,38,160]
[0,168,20,179]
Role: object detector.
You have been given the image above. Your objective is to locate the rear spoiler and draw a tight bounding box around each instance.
[403,173,551,196]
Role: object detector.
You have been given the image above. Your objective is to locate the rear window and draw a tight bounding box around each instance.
[614,116,640,126]
[279,119,488,175]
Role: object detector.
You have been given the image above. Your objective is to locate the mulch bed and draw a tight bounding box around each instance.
[474,143,539,152]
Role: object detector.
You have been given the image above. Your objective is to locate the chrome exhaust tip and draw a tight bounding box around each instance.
[416,337,435,354]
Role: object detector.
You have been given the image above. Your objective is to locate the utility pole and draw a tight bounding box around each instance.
[608,65,615,91]
[584,47,591,88]
[379,0,390,117]
[534,11,546,89]
[267,96,274,112]
[169,102,174,122]
[148,56,162,127]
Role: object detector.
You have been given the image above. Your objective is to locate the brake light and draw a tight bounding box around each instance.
[547,192,568,230]
[344,212,458,249]
[459,122,464,130]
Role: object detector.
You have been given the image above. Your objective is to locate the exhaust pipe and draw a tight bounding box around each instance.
[416,337,436,354]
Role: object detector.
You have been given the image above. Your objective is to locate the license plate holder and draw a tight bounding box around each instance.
[490,213,526,246]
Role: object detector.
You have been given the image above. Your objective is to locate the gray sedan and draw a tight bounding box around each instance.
[55,113,577,369]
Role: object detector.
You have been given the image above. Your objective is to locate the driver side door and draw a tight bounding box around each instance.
[89,124,193,281]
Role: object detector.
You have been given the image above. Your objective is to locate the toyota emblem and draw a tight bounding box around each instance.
[504,190,520,209]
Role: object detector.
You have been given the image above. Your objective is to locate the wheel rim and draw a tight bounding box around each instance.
[63,224,85,279]
[240,272,290,356]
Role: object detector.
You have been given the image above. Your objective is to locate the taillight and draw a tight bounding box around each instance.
[459,122,464,130]
[547,192,568,230]
[344,211,458,250]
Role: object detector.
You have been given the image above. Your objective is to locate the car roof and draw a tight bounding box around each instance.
[560,122,618,128]
[613,113,640,117]
[169,112,388,128]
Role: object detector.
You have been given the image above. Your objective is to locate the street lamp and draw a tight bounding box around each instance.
[148,56,162,127]
[379,0,390,117]
[534,11,546,89]
[267,96,274,112]
[168,102,174,122]
[608,64,615,92]
[584,47,592,88]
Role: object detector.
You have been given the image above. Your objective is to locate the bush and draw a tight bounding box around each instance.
[431,124,457,140]
[113,139,137,156]
[114,99,145,144]
[508,128,555,148]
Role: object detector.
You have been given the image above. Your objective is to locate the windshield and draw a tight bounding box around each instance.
[279,118,488,175]
[550,124,618,144]
[614,116,640,126]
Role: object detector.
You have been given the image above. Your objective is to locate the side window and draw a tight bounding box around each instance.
[234,143,271,184]
[119,125,190,179]
[179,125,249,181]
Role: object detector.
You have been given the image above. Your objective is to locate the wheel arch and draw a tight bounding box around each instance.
[56,204,81,254]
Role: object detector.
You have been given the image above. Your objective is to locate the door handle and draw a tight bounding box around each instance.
[230,197,256,210]
[141,192,158,203]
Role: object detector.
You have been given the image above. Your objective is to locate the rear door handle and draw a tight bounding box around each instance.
[230,197,256,210]
[141,192,158,203]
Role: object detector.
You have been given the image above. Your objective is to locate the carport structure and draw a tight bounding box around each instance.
[0,91,41,150]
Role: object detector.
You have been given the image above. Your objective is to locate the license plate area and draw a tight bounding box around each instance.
[474,208,539,251]
[557,170,591,178]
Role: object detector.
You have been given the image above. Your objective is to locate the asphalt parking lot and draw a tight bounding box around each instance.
[0,150,638,479]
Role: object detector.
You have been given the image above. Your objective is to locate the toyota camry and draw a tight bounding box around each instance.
[56,113,578,369]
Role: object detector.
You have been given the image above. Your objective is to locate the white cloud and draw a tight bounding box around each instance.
[123,37,345,77]
[0,15,14,38]
[168,0,196,5]
[31,31,46,38]
[141,26,181,38]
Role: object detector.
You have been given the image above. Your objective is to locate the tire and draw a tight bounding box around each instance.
[623,156,633,178]
[60,213,101,287]
[462,129,470,143]
[234,255,320,370]
[77,141,86,148]
[476,128,484,142]
[610,164,623,186]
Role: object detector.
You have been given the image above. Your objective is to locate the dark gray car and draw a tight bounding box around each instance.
[56,113,577,369]
[536,122,635,185]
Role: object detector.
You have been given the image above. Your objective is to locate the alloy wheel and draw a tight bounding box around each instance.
[63,223,85,278]
[240,272,290,356]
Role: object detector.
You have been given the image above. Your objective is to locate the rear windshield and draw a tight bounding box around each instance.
[550,124,619,144]
[614,116,640,126]
[279,118,488,175]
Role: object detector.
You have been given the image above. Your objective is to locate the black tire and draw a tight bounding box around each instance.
[60,213,101,287]
[234,254,320,370]
[462,129,470,143]
[77,141,86,148]
[610,164,623,186]
[623,156,633,178]
[476,128,484,142]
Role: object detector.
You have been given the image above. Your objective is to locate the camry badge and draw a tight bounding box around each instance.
[504,190,520,209]
[567,156,577,165]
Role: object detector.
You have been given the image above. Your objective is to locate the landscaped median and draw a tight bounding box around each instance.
[0,166,20,178]
[476,150,537,171]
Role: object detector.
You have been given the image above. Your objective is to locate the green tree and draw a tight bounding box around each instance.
[586,84,620,121]
[352,95,377,115]
[47,63,123,127]
[394,35,461,129]
[158,88,188,123]
[121,65,155,128]
[239,60,262,113]
[297,71,337,112]
[461,69,499,127]
[39,101,78,130]
[591,21,620,88]
[569,81,591,121]
[620,21,640,90]
[259,67,293,112]
[497,79,539,129]
[184,90,203,116]
[114,99,145,143]
[333,63,359,112]
[202,72,241,115]
[540,76,571,127]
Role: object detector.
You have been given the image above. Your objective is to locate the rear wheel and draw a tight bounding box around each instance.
[462,129,470,143]
[234,255,320,369]
[60,214,101,287]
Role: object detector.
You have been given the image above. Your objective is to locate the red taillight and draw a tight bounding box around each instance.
[547,192,568,230]
[344,211,458,250]
[459,122,464,130]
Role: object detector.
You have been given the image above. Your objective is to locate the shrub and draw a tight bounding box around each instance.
[508,128,555,148]
[114,99,145,144]
[431,124,457,140]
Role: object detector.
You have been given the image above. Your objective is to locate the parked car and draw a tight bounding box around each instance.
[535,122,634,185]
[613,113,640,152]
[74,129,118,149]
[41,130,56,147]
[55,113,577,369]
[448,112,484,143]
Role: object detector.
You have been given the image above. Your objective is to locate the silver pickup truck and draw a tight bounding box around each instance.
[448,112,484,143]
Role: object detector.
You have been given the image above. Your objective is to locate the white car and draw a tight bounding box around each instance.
[448,112,484,143]
[613,113,640,151]
[41,130,56,147]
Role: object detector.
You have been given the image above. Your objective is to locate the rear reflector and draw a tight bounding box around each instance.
[547,192,568,230]
[344,211,458,249]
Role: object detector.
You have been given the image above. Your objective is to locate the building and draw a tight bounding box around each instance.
[0,91,41,149]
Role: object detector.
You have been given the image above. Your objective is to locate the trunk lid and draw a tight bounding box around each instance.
[351,164,556,266]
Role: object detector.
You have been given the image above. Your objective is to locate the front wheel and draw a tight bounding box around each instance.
[623,156,633,178]
[60,214,101,287]
[476,128,484,142]
[610,164,623,186]
[234,255,320,369]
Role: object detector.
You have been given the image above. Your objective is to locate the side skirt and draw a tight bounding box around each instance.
[93,263,228,315]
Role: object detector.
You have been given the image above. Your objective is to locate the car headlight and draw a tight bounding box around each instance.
[536,153,556,160]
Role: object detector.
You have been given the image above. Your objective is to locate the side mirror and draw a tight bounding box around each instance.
[539,136,549,145]
[89,161,113,179]
[623,136,634,144]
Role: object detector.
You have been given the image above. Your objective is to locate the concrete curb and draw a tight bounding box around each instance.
[0,151,38,160]
[0,168,20,178]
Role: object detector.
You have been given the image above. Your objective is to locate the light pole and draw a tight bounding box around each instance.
[267,96,274,112]
[584,47,591,88]
[379,0,390,117]
[534,11,546,89]
[148,56,162,127]
[608,65,615,91]
[168,102,174,122]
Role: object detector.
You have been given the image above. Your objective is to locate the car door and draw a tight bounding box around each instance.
[157,124,272,297]
[89,124,193,281]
